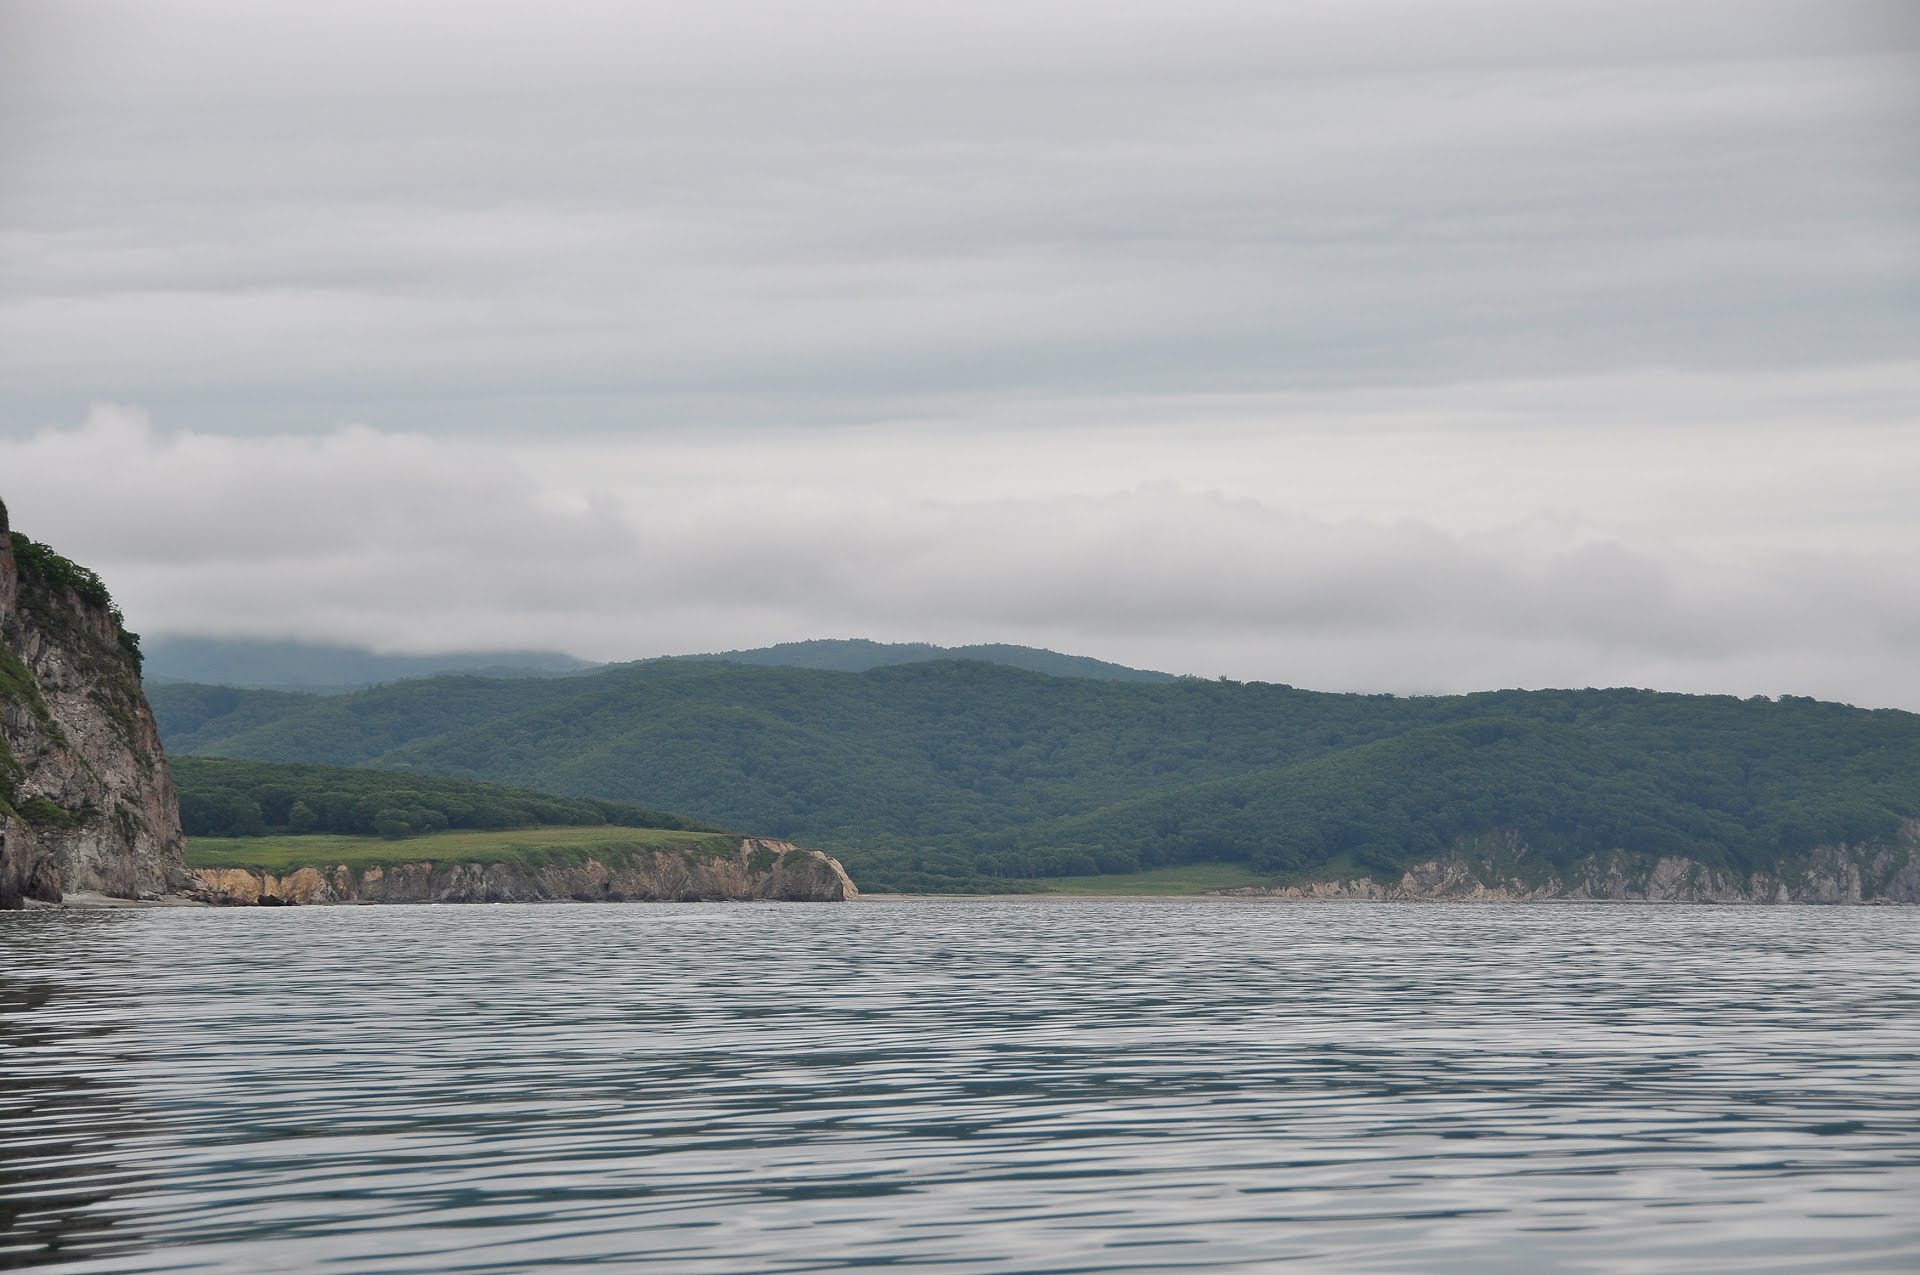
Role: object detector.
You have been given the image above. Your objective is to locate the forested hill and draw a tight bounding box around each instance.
[148,659,1920,892]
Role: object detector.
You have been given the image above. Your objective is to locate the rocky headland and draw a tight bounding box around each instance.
[1209,826,1920,904]
[189,837,858,905]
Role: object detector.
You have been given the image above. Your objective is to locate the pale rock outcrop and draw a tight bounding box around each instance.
[1210,823,1920,904]
[188,837,858,906]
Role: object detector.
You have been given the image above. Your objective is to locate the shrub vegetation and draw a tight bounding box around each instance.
[9,532,143,670]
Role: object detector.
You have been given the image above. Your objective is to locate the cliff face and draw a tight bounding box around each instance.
[1211,823,1920,904]
[188,837,858,905]
[0,502,187,907]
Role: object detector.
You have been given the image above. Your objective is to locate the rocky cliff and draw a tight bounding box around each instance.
[1210,824,1920,904]
[189,837,858,905]
[1,500,188,907]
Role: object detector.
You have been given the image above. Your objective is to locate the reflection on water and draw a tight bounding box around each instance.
[0,916,156,1270]
[2,900,1918,1272]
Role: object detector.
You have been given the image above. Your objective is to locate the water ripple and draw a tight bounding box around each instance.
[3,901,1918,1272]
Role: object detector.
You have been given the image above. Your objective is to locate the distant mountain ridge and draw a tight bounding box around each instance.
[143,635,1174,690]
[669,639,1175,683]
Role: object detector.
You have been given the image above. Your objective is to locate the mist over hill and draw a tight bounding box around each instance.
[143,637,596,691]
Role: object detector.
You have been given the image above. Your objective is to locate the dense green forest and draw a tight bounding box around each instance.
[173,756,723,840]
[151,659,1920,892]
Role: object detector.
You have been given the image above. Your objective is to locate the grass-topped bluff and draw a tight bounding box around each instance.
[173,759,856,903]
[188,825,744,875]
[173,757,739,874]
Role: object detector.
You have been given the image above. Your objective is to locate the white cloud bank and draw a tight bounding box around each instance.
[6,403,1918,710]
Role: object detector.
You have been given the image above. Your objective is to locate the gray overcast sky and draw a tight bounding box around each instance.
[3,0,1917,705]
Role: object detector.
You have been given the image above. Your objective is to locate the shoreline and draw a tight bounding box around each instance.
[21,890,1913,909]
[856,892,1914,905]
[25,891,212,909]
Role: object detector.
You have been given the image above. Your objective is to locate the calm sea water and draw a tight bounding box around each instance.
[3,900,1917,1273]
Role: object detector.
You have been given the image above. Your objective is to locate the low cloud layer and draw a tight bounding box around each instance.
[8,405,1918,710]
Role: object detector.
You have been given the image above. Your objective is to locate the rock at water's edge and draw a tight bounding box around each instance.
[188,837,859,906]
[1209,825,1920,904]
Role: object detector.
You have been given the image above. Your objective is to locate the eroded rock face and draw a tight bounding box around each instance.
[188,837,859,906]
[1,502,188,907]
[1210,823,1920,904]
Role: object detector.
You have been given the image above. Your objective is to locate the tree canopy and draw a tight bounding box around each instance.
[173,755,724,840]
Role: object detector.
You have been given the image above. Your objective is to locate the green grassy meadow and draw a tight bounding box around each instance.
[186,825,742,874]
[1025,853,1377,896]
[1031,862,1287,896]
